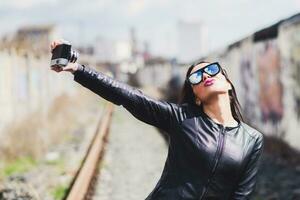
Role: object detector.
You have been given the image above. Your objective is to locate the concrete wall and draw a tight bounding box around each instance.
[0,49,77,132]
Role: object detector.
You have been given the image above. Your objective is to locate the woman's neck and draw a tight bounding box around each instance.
[202,93,238,127]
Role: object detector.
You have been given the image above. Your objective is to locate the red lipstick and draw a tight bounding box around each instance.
[204,78,215,86]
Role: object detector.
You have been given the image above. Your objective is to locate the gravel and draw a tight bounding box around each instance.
[93,106,168,200]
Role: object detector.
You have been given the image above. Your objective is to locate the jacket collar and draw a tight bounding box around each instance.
[193,103,241,132]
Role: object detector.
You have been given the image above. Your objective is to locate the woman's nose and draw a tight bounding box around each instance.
[202,72,211,81]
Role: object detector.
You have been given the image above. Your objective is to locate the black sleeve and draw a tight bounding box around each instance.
[73,64,181,132]
[232,133,264,199]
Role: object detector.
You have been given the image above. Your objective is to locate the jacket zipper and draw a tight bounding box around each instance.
[200,126,226,199]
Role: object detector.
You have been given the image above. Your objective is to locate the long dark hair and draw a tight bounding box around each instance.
[178,61,244,122]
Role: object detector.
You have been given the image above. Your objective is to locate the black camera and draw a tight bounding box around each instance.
[50,42,79,67]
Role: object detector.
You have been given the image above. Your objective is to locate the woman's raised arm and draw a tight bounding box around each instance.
[73,64,181,132]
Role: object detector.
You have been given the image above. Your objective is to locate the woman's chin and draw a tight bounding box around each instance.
[202,90,228,100]
[205,85,228,93]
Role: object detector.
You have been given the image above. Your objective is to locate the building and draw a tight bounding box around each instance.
[1,25,58,55]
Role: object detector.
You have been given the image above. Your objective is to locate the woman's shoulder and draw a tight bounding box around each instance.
[166,102,200,123]
[239,122,264,144]
[176,103,201,117]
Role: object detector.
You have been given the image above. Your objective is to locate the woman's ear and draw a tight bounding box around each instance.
[227,83,232,91]
[195,97,201,105]
[225,80,232,91]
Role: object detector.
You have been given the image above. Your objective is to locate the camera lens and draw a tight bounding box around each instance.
[69,50,79,63]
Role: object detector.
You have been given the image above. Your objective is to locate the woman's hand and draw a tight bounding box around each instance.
[50,39,79,74]
[51,62,79,73]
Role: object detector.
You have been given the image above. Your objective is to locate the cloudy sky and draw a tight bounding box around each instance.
[0,0,299,57]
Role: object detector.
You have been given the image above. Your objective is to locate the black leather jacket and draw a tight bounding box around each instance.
[73,65,264,200]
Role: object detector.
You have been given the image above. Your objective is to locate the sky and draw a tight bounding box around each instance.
[0,0,300,58]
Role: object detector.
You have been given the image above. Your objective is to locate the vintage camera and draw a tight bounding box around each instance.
[50,42,79,67]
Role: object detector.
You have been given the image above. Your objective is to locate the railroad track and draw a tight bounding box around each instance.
[63,102,114,200]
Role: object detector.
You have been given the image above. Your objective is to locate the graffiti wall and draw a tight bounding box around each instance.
[255,40,284,136]
[240,54,257,123]
[258,41,283,123]
[278,19,300,148]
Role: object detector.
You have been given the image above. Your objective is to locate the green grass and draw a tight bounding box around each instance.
[0,156,37,178]
[51,184,69,200]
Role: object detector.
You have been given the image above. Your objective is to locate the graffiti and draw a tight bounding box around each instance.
[257,40,284,125]
[240,55,257,123]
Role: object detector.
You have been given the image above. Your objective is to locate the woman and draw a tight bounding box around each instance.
[51,40,264,200]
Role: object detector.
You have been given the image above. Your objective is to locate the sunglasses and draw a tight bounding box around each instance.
[187,62,222,85]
